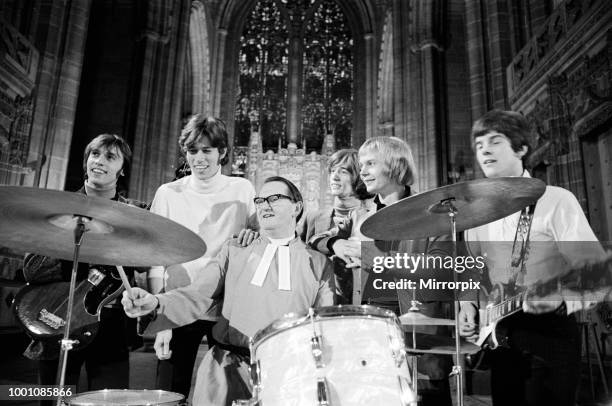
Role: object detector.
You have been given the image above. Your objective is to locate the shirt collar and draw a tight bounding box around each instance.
[374,186,411,210]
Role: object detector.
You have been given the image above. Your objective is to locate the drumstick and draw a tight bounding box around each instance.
[115,265,134,300]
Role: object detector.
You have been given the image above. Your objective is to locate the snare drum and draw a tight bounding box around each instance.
[251,305,416,406]
[66,389,184,405]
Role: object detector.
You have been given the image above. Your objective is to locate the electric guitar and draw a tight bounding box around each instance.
[472,254,612,351]
[13,265,125,348]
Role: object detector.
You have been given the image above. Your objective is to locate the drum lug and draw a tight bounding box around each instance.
[398,376,418,406]
[232,400,260,406]
[388,335,406,367]
[317,377,330,406]
[249,360,261,389]
[311,335,325,368]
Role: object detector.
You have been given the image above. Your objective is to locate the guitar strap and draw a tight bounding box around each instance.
[510,202,536,286]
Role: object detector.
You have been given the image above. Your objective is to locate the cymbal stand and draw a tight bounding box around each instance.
[55,216,89,406]
[439,198,464,406]
[409,294,419,400]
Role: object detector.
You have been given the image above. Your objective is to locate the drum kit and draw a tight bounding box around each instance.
[0,177,545,406]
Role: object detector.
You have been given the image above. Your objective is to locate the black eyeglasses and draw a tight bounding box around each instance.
[253,194,294,206]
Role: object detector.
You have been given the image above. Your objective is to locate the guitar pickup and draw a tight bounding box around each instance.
[87,268,105,286]
[39,309,66,329]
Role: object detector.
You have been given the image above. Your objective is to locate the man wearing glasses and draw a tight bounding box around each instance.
[124,176,335,405]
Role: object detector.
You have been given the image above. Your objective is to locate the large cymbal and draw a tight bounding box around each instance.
[0,187,206,266]
[399,310,455,326]
[403,332,480,355]
[361,177,546,241]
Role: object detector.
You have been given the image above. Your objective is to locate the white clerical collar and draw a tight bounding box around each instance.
[250,237,292,290]
[268,235,293,246]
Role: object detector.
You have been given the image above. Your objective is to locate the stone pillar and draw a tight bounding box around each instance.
[211,28,227,117]
[129,0,191,203]
[485,1,512,109]
[464,0,514,119]
[464,0,489,119]
[363,32,376,142]
[189,1,211,115]
[392,0,446,191]
[392,0,410,142]
[26,0,92,190]
[286,34,303,145]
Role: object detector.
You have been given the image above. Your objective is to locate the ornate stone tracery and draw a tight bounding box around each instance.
[0,17,38,185]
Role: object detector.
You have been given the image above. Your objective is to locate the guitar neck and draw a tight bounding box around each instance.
[484,291,527,325]
[483,253,612,326]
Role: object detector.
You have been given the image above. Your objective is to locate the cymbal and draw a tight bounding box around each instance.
[0,187,206,267]
[404,332,480,355]
[399,311,454,326]
[361,177,546,240]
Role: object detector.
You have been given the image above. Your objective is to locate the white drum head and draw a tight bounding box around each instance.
[67,389,184,406]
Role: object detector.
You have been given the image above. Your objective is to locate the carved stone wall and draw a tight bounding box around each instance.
[0,17,38,186]
[129,0,191,203]
[25,0,92,190]
[246,130,334,213]
[187,1,212,116]
[508,0,612,239]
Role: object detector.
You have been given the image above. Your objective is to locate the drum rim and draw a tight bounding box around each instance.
[252,304,398,346]
[66,389,184,406]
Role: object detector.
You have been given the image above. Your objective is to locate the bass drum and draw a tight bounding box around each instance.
[251,305,416,406]
[66,389,184,405]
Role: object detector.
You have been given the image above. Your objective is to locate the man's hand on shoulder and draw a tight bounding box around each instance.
[234,228,259,247]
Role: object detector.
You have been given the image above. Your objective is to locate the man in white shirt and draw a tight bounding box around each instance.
[147,115,257,398]
[459,109,606,405]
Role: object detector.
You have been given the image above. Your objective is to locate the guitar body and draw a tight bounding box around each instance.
[467,283,517,369]
[475,283,517,349]
[13,266,124,349]
[466,254,612,370]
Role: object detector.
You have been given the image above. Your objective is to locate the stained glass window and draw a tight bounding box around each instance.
[302,0,353,152]
[235,0,289,150]
[234,0,353,152]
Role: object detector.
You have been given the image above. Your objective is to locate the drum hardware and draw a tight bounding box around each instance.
[360,177,546,241]
[397,376,418,406]
[0,186,207,406]
[388,334,406,367]
[311,335,324,367]
[386,315,407,368]
[399,310,455,326]
[403,333,479,355]
[0,186,207,267]
[309,308,325,368]
[66,389,184,405]
[250,305,415,406]
[249,359,261,388]
[316,377,330,406]
[248,338,261,401]
[232,400,258,406]
[361,177,546,406]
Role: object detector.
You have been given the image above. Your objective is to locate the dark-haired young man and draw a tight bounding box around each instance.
[146,115,257,398]
[459,109,605,405]
[124,176,335,405]
[23,134,147,404]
